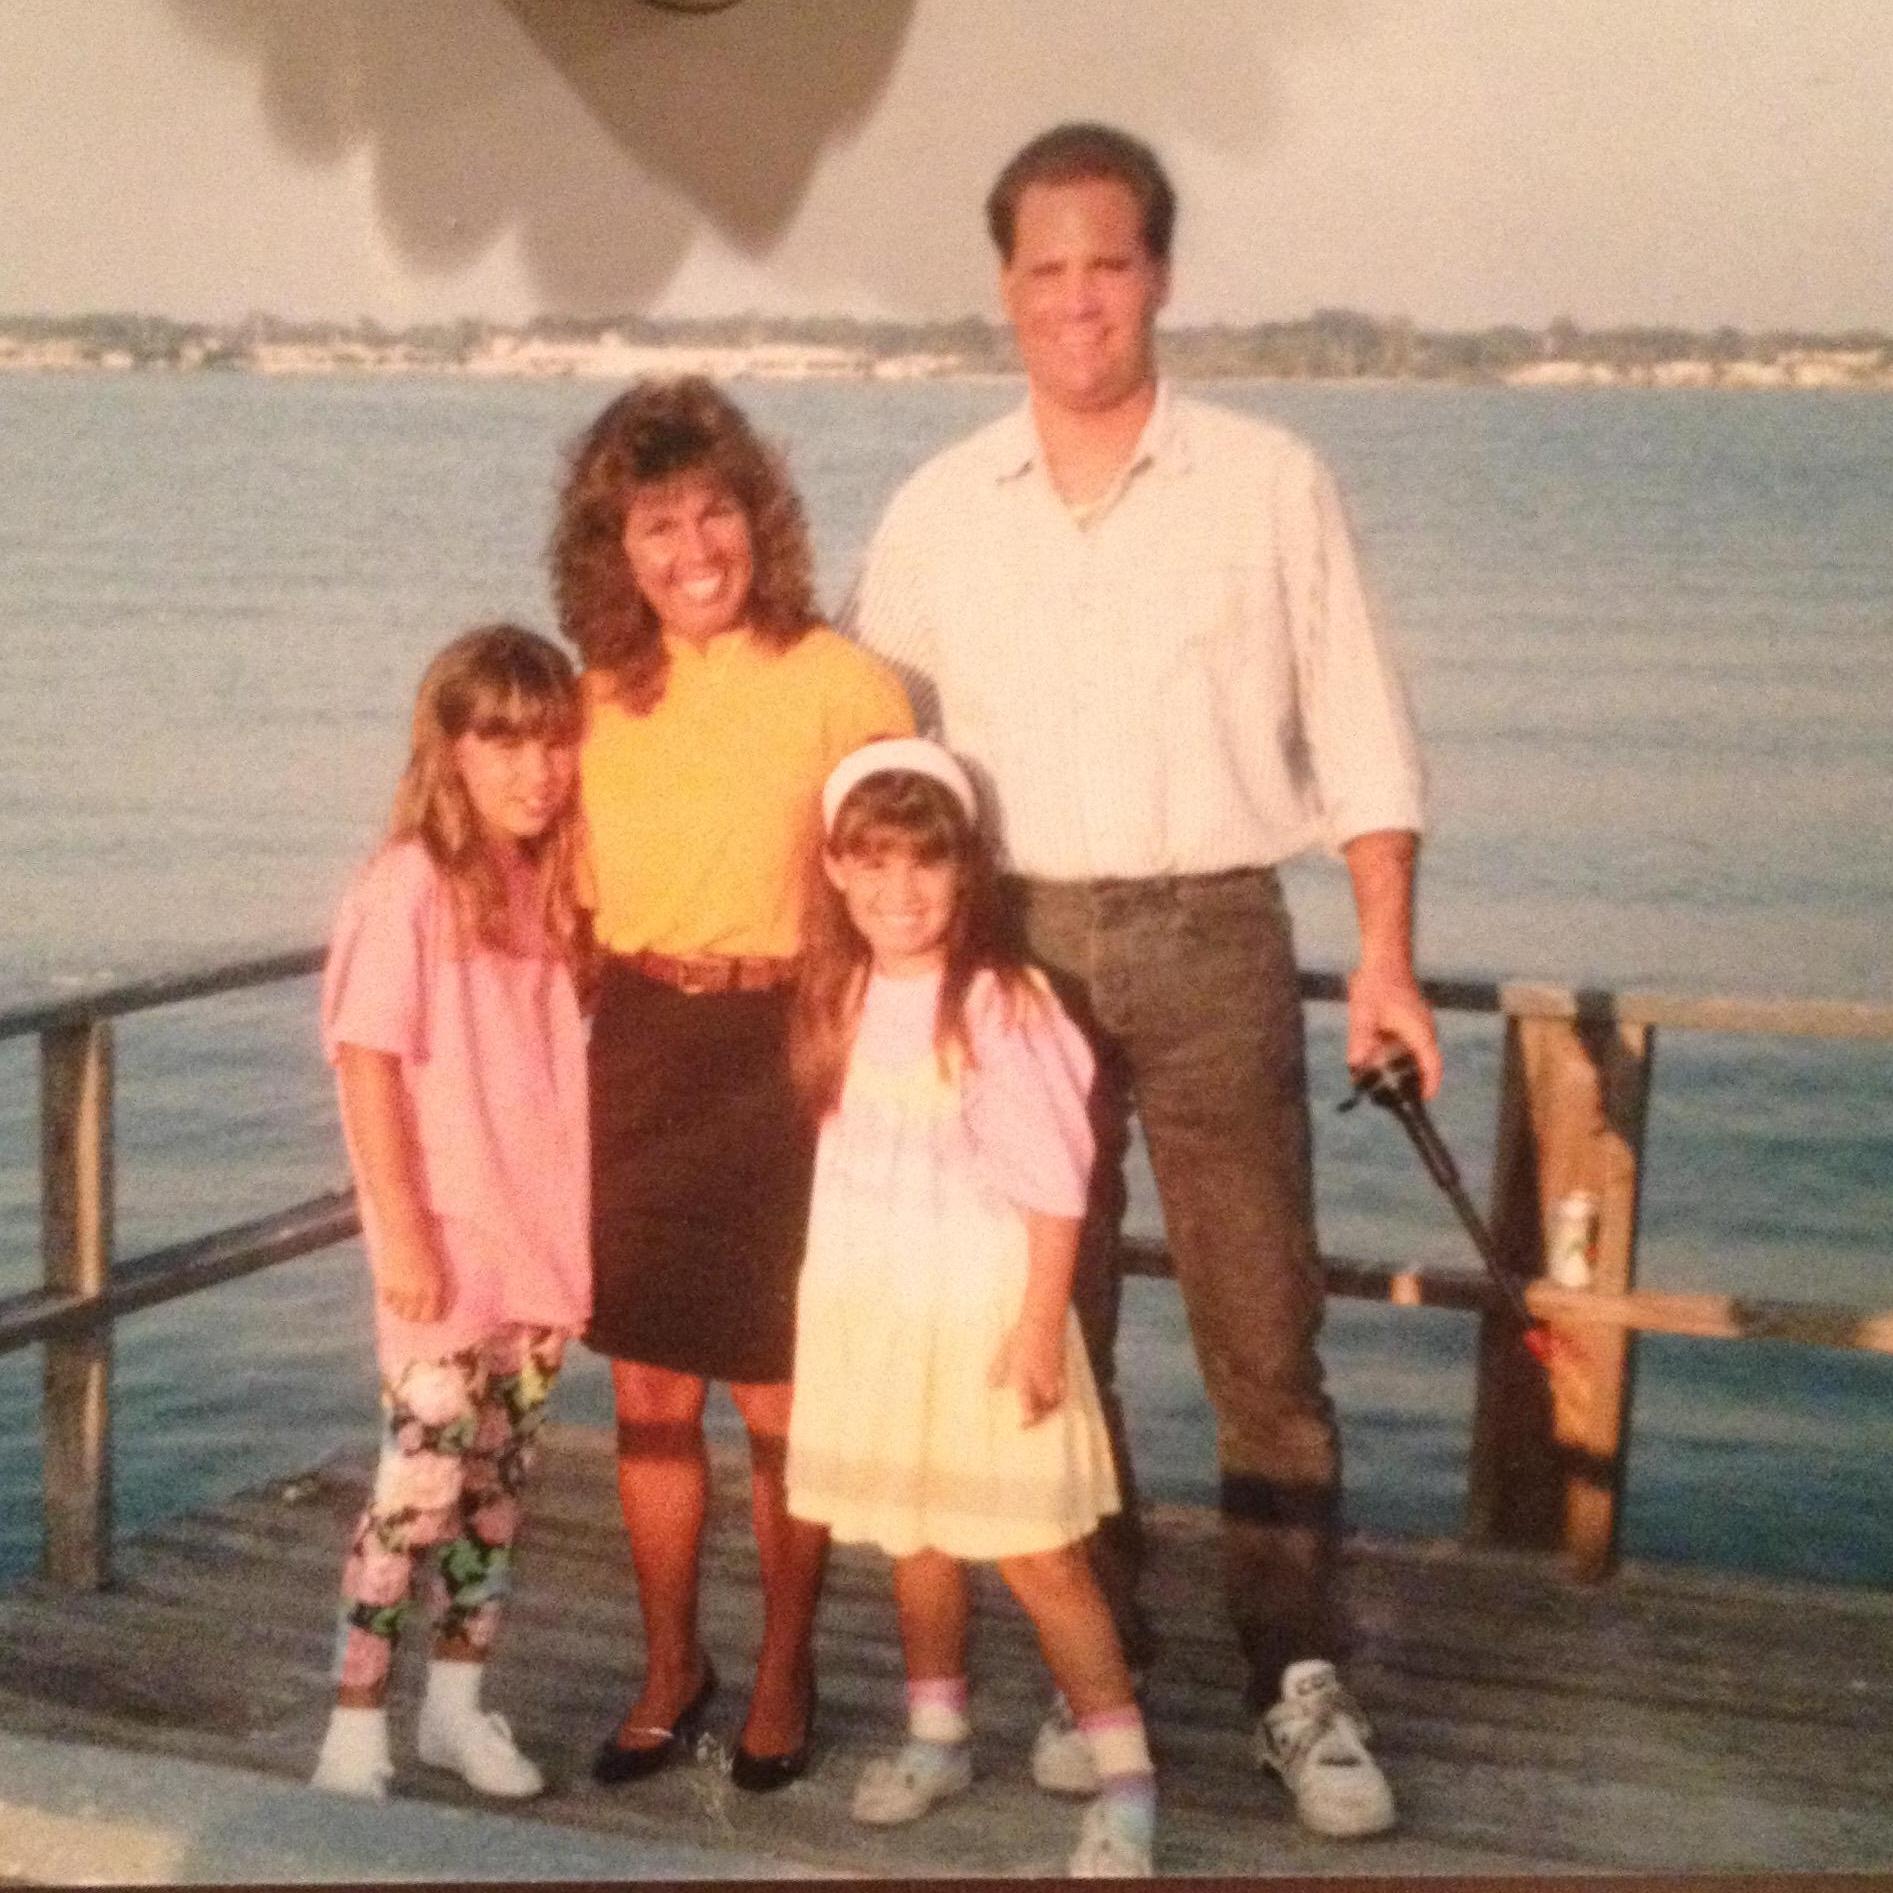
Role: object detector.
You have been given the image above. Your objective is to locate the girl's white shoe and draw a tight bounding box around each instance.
[1068,1796,1155,1877]
[850,1739,974,1824]
[310,1706,393,1800]
[416,1706,546,1798]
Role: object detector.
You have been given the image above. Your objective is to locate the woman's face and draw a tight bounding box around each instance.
[619,468,755,648]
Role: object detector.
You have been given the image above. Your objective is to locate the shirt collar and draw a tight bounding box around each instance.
[988,377,1191,485]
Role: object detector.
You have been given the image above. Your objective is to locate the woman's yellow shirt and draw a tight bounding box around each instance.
[579,626,914,959]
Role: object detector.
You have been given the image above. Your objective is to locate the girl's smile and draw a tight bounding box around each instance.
[825,842,958,977]
[454,730,577,851]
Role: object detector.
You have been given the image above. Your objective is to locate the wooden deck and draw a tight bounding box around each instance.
[1,1422,1889,1880]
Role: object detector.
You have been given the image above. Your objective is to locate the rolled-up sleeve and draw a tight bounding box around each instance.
[1277,449,1427,847]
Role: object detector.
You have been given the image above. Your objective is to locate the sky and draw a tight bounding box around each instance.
[2,0,1889,333]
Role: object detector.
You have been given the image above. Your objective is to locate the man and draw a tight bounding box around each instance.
[845,122,1440,1840]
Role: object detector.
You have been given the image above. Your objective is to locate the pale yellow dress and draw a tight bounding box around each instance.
[786,968,1120,1560]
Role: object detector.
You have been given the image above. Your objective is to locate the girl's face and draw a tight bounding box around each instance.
[619,469,755,648]
[824,836,959,978]
[453,729,577,854]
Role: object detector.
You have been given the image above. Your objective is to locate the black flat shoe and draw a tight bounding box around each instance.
[591,1661,718,1785]
[729,1682,816,1794]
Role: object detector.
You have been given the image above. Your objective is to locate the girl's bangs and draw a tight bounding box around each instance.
[832,803,958,866]
[463,675,578,745]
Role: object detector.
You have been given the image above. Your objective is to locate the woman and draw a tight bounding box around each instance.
[551,377,912,1791]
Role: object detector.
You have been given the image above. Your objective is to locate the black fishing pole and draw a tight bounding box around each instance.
[1338,1049,1559,1362]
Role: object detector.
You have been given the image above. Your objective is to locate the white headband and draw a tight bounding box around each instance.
[821,737,978,834]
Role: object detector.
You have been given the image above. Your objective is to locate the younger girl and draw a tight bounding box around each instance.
[310,625,591,1802]
[786,738,1157,1878]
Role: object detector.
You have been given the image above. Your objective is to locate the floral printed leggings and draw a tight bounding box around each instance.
[333,1323,564,1696]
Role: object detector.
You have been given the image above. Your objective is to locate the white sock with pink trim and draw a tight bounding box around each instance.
[907,1675,971,1749]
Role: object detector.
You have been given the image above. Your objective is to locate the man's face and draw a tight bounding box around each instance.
[1000,176,1169,416]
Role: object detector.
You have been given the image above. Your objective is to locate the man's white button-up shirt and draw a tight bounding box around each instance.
[845,382,1426,882]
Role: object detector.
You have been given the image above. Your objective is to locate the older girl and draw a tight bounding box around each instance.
[311,625,589,1802]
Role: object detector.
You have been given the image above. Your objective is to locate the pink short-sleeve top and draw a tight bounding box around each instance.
[321,839,590,1371]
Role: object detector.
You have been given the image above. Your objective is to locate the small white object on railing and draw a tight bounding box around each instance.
[1546,1190,1599,1290]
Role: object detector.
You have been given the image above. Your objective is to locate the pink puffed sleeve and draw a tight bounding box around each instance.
[320,842,432,1066]
[962,972,1096,1217]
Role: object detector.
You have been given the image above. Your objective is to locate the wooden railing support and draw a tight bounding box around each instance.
[1466,1013,1654,1577]
[40,1018,116,1590]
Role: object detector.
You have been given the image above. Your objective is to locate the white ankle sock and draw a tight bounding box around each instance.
[1079,1706,1152,1782]
[907,1676,970,1746]
[422,1658,484,1728]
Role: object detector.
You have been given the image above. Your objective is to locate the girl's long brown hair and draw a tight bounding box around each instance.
[548,376,818,714]
[388,624,590,978]
[790,770,1035,1119]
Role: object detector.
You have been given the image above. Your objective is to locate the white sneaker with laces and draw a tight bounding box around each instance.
[851,1739,974,1825]
[1067,1796,1154,1877]
[1031,1694,1100,1797]
[417,1706,546,1798]
[1255,1659,1395,1838]
[310,1707,392,1800]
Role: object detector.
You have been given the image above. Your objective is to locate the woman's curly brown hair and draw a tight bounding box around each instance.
[548,376,818,713]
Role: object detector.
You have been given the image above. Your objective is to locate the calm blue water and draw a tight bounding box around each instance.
[2,372,1889,1588]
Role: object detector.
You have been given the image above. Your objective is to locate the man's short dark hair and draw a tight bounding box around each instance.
[985,122,1177,263]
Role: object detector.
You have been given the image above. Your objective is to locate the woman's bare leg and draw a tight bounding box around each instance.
[609,1359,713,1746]
[729,1376,828,1756]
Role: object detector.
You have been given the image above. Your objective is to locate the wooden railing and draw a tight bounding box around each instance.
[4,953,1890,1591]
[0,951,358,1589]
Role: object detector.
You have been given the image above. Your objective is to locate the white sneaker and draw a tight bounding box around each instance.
[310,1708,392,1800]
[850,1739,974,1825]
[417,1706,546,1799]
[1031,1694,1100,1797]
[1067,1796,1154,1877]
[1255,1660,1395,1838]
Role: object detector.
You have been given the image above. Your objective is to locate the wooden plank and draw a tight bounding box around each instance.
[10,941,1891,1049]
[1466,1016,1560,1548]
[1556,1016,1652,1576]
[1525,1282,1893,1349]
[1490,981,1893,1040]
[1465,1015,1653,1573]
[0,945,324,1043]
[1130,1242,1893,1351]
[3,1426,1890,1876]
[0,1191,359,1360]
[40,1019,114,1591]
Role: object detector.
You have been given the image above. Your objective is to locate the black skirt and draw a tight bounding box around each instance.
[585,955,816,1381]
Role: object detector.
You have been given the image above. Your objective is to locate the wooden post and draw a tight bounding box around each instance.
[41,1018,115,1590]
[1465,1011,1653,1578]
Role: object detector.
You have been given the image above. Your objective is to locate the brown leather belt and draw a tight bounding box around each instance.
[628,949,799,995]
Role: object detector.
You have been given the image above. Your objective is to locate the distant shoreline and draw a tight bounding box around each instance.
[4,314,1892,391]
